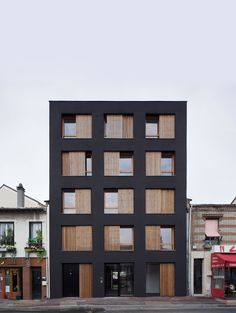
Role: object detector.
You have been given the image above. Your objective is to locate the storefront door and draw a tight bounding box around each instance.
[105,263,134,296]
[0,268,22,299]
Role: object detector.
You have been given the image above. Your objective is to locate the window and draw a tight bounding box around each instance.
[62,226,92,251]
[145,226,174,251]
[145,189,175,214]
[104,226,134,251]
[0,223,14,246]
[146,152,175,176]
[29,222,42,240]
[62,151,92,176]
[62,189,91,214]
[62,114,92,138]
[104,189,134,214]
[212,268,224,289]
[205,219,220,245]
[104,190,118,214]
[145,114,175,139]
[146,115,158,138]
[104,114,133,138]
[104,152,133,176]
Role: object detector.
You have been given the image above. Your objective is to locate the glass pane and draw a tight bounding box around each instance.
[64,192,76,208]
[0,223,14,245]
[86,157,92,176]
[105,264,119,296]
[12,271,18,292]
[160,228,172,250]
[64,117,76,137]
[5,270,10,293]
[120,263,134,296]
[120,228,133,250]
[146,123,158,137]
[105,192,118,209]
[30,223,42,239]
[63,208,76,214]
[119,158,132,175]
[146,263,160,293]
[161,158,172,175]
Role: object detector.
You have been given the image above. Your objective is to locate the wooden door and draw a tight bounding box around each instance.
[79,264,93,298]
[160,263,175,296]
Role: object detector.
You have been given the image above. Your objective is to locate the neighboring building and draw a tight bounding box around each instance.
[49,101,187,298]
[189,201,236,298]
[0,184,48,299]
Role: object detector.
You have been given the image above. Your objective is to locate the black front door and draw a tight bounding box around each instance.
[105,263,134,296]
[63,264,79,297]
[194,259,203,294]
[32,267,41,299]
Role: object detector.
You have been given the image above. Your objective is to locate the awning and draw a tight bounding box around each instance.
[205,219,220,237]
[212,253,236,268]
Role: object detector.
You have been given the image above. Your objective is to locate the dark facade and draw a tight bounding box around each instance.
[49,101,187,298]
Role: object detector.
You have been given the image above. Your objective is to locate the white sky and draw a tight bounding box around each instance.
[0,0,236,204]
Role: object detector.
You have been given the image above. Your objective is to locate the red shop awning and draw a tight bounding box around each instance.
[212,253,236,268]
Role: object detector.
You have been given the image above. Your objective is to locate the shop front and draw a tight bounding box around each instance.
[211,248,236,298]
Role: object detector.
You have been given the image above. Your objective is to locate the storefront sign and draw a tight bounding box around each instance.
[212,245,236,253]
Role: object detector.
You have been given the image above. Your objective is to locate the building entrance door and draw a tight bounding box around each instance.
[63,264,79,297]
[194,259,203,294]
[0,268,22,299]
[105,263,134,296]
[32,267,42,299]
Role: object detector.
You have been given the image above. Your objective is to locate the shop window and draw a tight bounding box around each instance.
[104,114,133,138]
[62,114,92,138]
[212,268,224,289]
[62,151,92,176]
[205,219,220,245]
[0,223,14,246]
[62,189,91,214]
[145,226,174,251]
[104,152,133,176]
[104,226,134,251]
[146,152,175,176]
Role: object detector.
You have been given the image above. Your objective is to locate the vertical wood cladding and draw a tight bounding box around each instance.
[118,189,134,214]
[62,152,85,176]
[79,264,93,297]
[76,189,91,214]
[105,114,133,138]
[146,152,161,176]
[146,189,174,214]
[62,226,92,251]
[76,115,92,138]
[104,226,120,250]
[160,263,175,296]
[159,115,175,138]
[104,152,120,176]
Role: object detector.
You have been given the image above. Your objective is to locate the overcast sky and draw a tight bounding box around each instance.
[0,0,236,204]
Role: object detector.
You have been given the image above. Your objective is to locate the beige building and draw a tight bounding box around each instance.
[188,201,236,297]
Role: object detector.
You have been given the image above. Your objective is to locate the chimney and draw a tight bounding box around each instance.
[17,183,25,207]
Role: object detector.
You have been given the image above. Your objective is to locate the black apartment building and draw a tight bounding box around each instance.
[49,101,187,298]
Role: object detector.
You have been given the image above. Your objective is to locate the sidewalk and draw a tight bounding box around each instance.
[0,296,235,311]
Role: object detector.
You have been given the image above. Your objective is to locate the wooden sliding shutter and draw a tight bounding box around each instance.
[145,226,160,250]
[122,115,133,138]
[79,264,93,298]
[76,115,92,138]
[118,189,134,214]
[106,115,122,138]
[104,226,120,250]
[62,227,76,251]
[62,152,85,176]
[76,226,92,251]
[76,189,91,214]
[160,263,175,296]
[161,190,175,213]
[145,189,162,214]
[104,152,119,176]
[146,152,161,176]
[159,115,175,138]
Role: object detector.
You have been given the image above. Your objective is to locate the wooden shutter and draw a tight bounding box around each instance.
[118,189,134,214]
[79,264,93,298]
[160,263,175,296]
[62,153,70,176]
[106,115,122,138]
[70,152,85,176]
[76,189,91,214]
[146,152,161,176]
[145,226,160,250]
[104,226,120,250]
[62,226,76,251]
[76,226,92,251]
[161,190,175,213]
[76,115,92,138]
[159,115,175,138]
[122,115,133,138]
[145,189,162,214]
[104,152,119,176]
